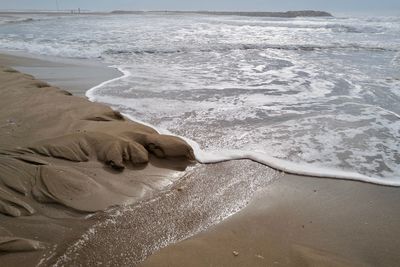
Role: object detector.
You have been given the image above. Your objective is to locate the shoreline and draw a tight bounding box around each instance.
[63,52,400,187]
[1,51,400,267]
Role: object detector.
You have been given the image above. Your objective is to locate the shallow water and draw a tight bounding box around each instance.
[0,13,399,182]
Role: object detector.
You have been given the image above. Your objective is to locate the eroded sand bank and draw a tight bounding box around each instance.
[0,59,194,265]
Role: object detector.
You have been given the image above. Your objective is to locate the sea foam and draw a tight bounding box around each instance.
[86,66,400,187]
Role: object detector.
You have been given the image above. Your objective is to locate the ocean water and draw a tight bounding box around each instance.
[0,13,399,184]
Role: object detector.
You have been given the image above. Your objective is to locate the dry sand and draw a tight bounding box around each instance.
[0,53,399,267]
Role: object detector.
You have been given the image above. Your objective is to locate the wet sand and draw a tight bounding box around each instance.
[0,51,121,96]
[0,52,399,267]
[141,175,400,267]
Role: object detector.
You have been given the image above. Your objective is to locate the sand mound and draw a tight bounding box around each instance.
[29,132,148,169]
[0,65,194,257]
[29,131,194,170]
[0,65,194,212]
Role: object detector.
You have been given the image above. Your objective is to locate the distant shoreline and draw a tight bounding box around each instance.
[0,10,333,18]
[112,10,333,18]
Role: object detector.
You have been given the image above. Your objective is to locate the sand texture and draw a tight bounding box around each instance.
[0,64,194,262]
[141,175,400,267]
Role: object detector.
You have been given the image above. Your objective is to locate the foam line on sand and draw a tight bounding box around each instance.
[86,66,400,187]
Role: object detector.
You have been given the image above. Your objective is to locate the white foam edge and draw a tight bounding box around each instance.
[86,65,131,101]
[86,66,400,187]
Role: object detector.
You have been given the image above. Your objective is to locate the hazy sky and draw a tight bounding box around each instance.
[0,0,399,14]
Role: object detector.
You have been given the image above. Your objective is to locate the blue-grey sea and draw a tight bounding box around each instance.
[0,12,399,182]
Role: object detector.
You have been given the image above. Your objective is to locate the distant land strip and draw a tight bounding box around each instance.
[111,10,333,17]
[0,10,333,18]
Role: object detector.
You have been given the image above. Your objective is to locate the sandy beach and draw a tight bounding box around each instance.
[0,53,399,267]
[0,53,194,266]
